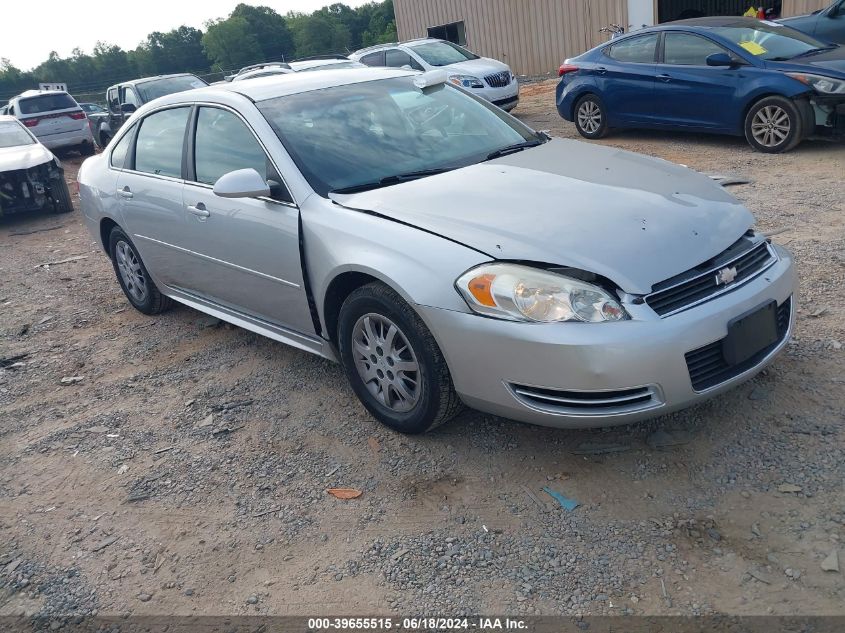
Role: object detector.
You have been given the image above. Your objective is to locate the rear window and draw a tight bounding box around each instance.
[18,93,78,114]
[0,120,35,147]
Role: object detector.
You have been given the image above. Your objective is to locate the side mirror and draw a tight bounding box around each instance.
[213,168,271,199]
[120,103,136,114]
[706,53,735,67]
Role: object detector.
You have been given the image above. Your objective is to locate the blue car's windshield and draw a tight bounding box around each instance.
[711,21,834,61]
[258,77,539,196]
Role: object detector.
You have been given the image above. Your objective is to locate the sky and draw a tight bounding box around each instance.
[1,0,371,71]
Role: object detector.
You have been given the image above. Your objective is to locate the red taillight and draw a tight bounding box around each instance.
[558,64,579,77]
[23,118,39,127]
[69,111,86,120]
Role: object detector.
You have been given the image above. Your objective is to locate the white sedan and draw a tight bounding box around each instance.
[0,115,73,216]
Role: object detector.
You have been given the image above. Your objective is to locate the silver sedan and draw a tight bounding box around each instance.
[78,68,797,434]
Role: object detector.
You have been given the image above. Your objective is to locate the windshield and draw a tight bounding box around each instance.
[711,21,833,60]
[408,41,479,66]
[135,75,207,102]
[257,77,537,196]
[0,120,35,147]
[19,93,77,114]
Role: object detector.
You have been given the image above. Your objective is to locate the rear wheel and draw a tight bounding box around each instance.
[51,179,74,214]
[744,96,804,153]
[108,226,172,315]
[574,94,608,139]
[338,282,462,434]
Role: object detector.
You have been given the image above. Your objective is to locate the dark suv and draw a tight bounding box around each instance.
[93,74,207,147]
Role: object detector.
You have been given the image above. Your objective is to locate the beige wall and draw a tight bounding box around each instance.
[781,0,834,16]
[394,0,629,76]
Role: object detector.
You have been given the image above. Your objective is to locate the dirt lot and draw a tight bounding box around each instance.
[1,79,844,618]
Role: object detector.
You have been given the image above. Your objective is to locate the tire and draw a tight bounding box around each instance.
[573,94,609,139]
[744,96,804,153]
[51,179,74,214]
[79,141,95,156]
[108,226,172,315]
[99,132,112,148]
[337,282,462,434]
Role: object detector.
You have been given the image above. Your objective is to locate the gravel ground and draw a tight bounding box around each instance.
[1,80,843,618]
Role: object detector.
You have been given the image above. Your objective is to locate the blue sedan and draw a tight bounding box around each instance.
[556,17,845,152]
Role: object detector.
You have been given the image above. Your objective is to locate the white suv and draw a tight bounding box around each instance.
[350,39,519,111]
[5,90,95,155]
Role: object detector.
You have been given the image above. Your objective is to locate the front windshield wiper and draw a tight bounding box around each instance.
[484,139,545,161]
[789,45,838,59]
[329,168,454,195]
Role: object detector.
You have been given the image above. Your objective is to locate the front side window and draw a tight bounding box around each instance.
[606,33,659,63]
[664,33,727,65]
[0,120,35,147]
[385,49,423,70]
[108,88,119,113]
[121,88,140,108]
[110,124,135,168]
[408,41,479,66]
[258,77,539,196]
[134,107,189,178]
[194,107,269,185]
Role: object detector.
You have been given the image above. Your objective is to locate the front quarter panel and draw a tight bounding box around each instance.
[301,194,489,334]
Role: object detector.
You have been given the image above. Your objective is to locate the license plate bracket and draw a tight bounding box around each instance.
[722,301,778,366]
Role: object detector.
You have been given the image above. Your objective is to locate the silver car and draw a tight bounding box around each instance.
[78,68,797,434]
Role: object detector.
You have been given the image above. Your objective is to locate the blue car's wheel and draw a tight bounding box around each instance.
[744,96,804,154]
[574,94,608,140]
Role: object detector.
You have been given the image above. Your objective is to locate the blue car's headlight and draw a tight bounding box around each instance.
[786,72,845,95]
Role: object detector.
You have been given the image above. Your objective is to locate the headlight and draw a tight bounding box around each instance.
[455,263,628,323]
[448,74,484,89]
[786,72,845,95]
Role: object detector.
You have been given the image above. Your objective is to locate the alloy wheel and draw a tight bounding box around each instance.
[351,313,420,413]
[751,105,791,148]
[577,100,602,134]
[115,240,148,304]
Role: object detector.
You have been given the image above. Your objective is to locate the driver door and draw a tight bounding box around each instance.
[179,105,314,334]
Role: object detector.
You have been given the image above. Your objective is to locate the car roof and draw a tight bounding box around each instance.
[15,89,71,99]
[109,73,201,89]
[147,67,415,106]
[352,37,442,56]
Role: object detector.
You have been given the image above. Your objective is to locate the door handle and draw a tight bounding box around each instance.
[117,186,133,199]
[657,74,672,82]
[596,66,608,75]
[188,203,210,219]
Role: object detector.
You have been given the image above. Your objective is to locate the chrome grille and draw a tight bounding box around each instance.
[685,297,792,392]
[484,71,511,88]
[646,239,777,317]
[509,384,662,416]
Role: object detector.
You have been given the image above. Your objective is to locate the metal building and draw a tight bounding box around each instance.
[393,0,832,76]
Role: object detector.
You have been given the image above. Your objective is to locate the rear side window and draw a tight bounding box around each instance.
[664,33,726,65]
[606,34,659,63]
[360,51,385,67]
[110,125,135,169]
[385,49,423,70]
[134,107,190,178]
[18,93,78,114]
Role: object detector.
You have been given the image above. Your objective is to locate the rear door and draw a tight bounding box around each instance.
[594,33,659,124]
[115,106,192,287]
[17,93,85,140]
[179,105,314,333]
[653,32,743,130]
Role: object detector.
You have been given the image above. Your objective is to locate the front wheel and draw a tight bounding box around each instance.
[51,179,74,214]
[573,94,608,139]
[744,96,804,153]
[337,283,462,434]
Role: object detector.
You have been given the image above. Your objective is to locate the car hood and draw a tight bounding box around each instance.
[330,139,753,295]
[442,57,511,76]
[767,46,845,77]
[0,142,54,172]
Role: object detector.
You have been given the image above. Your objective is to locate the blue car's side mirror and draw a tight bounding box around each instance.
[706,53,735,67]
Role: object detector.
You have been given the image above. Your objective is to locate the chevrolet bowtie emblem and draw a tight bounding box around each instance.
[715,266,738,286]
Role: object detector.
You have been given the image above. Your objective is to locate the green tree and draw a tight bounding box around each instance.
[231,4,294,62]
[202,17,263,70]
[289,11,351,58]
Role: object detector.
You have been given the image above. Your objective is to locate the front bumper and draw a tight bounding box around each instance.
[419,245,796,428]
[476,82,520,110]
